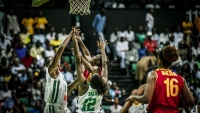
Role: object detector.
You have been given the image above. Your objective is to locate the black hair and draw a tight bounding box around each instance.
[90,74,109,95]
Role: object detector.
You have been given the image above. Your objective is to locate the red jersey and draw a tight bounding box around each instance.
[83,66,102,81]
[148,69,184,113]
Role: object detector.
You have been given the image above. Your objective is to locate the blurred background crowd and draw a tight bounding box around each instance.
[0,0,200,113]
[0,0,200,9]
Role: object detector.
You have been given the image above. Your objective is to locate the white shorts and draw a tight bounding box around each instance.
[44,103,71,113]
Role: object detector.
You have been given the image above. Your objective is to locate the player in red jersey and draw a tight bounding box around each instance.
[125,45,194,113]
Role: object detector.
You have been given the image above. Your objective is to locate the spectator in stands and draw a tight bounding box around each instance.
[0,56,9,77]
[110,97,122,113]
[30,41,44,60]
[125,42,139,76]
[180,63,191,80]
[166,33,176,47]
[1,72,12,84]
[58,27,68,41]
[71,90,78,113]
[145,8,154,32]
[0,82,11,102]
[92,8,106,40]
[137,43,147,59]
[109,82,117,99]
[11,58,26,83]
[7,29,15,41]
[112,0,125,8]
[123,24,135,42]
[2,90,17,113]
[135,26,146,43]
[132,35,141,50]
[4,44,13,59]
[29,99,44,113]
[14,41,27,60]
[9,50,18,66]
[182,54,196,71]
[8,75,22,91]
[50,34,62,51]
[37,51,45,67]
[135,52,157,86]
[182,15,193,32]
[195,17,200,35]
[0,34,11,50]
[30,58,41,79]
[159,27,170,49]
[178,33,191,60]
[19,28,30,45]
[13,98,27,113]
[191,42,200,58]
[21,49,33,68]
[6,9,20,35]
[33,29,46,46]
[31,81,44,107]
[174,26,183,49]
[144,31,158,53]
[151,27,159,42]
[34,10,48,34]
[116,33,128,69]
[46,26,56,41]
[44,40,54,57]
[62,65,74,84]
[21,12,35,35]
[110,27,121,60]
[119,89,128,106]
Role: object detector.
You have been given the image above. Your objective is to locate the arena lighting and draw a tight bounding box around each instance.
[32,0,50,7]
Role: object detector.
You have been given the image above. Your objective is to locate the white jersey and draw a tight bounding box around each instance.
[128,103,144,113]
[191,105,198,113]
[144,104,148,113]
[44,68,70,113]
[77,85,103,113]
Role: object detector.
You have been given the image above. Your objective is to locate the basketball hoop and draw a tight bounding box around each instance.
[69,0,91,15]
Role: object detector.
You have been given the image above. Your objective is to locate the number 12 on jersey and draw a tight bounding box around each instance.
[164,78,179,97]
[82,97,97,111]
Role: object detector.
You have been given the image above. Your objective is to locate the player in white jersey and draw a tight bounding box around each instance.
[72,27,109,113]
[44,27,79,113]
[120,84,146,113]
[128,90,145,113]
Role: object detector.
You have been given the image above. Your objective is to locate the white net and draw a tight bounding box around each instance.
[69,0,91,15]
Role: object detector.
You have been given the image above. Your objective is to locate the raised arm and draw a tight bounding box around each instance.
[120,84,147,113]
[126,72,156,104]
[97,38,108,81]
[72,28,88,92]
[48,30,72,79]
[76,35,92,62]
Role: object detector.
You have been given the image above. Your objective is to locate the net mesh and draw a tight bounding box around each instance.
[69,0,91,15]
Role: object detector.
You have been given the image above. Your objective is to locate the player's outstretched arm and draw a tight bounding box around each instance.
[72,27,88,93]
[76,35,92,62]
[97,38,108,81]
[48,29,73,79]
[120,84,147,113]
[126,72,156,104]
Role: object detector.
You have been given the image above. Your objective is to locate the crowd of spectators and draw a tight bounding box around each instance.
[0,7,200,113]
[0,0,200,9]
